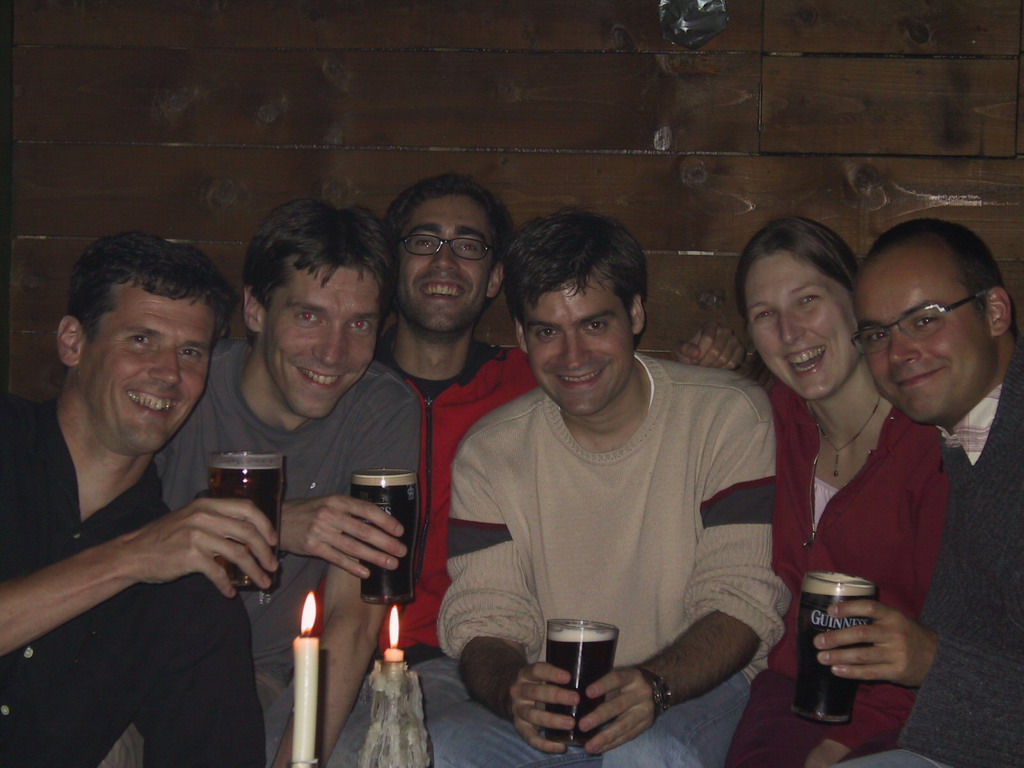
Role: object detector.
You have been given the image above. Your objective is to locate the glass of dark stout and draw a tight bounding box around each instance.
[544,619,619,745]
[207,451,284,589]
[350,468,418,604]
[793,571,877,723]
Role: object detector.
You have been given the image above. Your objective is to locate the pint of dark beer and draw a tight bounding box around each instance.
[351,468,418,604]
[544,619,619,745]
[207,451,284,589]
[793,571,877,723]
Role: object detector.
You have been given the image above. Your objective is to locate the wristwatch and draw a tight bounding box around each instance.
[638,667,673,718]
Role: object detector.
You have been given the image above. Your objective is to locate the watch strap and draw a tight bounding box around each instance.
[637,667,673,717]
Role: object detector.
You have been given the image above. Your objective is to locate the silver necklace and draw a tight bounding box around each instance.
[816,396,881,478]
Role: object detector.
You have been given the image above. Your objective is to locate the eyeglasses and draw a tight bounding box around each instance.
[400,234,491,261]
[851,291,987,354]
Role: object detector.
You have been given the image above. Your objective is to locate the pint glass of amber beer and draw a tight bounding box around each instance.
[544,619,619,745]
[793,571,877,722]
[207,451,284,589]
[351,468,418,604]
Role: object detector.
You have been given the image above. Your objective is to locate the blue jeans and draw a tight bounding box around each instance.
[429,670,750,768]
[840,751,953,768]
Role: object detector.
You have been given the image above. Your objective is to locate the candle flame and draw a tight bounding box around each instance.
[388,604,400,648]
[300,591,317,636]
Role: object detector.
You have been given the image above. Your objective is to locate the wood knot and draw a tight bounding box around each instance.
[256,95,288,126]
[321,179,355,207]
[321,57,351,92]
[494,81,522,103]
[197,177,249,211]
[152,87,195,122]
[697,289,725,311]
[322,58,344,78]
[900,17,932,45]
[611,25,637,52]
[844,162,888,211]
[795,6,818,26]
[680,160,708,187]
[852,164,882,193]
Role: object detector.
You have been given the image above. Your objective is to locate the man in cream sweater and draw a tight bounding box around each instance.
[430,209,787,768]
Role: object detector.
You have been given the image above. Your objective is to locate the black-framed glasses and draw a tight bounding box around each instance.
[851,291,987,354]
[401,234,491,261]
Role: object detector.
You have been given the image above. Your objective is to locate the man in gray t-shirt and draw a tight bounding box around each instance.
[158,201,420,766]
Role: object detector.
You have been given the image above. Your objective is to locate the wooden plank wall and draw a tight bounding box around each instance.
[8,0,1024,400]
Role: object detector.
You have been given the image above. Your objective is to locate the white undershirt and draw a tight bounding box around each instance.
[813,475,838,527]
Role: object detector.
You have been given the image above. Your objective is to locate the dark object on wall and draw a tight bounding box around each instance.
[659,0,728,50]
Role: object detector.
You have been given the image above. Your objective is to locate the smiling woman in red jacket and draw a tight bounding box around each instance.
[723,218,947,768]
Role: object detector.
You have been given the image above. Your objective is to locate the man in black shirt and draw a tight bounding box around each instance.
[0,233,278,767]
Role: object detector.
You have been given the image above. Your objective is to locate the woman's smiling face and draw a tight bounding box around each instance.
[746,251,862,402]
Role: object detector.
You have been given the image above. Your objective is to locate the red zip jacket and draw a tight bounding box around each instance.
[375,331,536,655]
[766,383,947,750]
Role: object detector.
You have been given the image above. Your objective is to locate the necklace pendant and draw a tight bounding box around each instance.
[814,395,882,482]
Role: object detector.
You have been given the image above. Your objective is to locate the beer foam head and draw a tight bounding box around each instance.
[209,451,282,470]
[351,468,417,487]
[802,571,876,598]
[546,619,619,642]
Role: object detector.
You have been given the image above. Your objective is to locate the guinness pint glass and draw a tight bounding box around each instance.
[544,619,619,745]
[207,451,284,589]
[793,571,877,722]
[351,468,418,604]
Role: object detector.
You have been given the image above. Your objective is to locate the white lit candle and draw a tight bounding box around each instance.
[292,592,319,764]
[383,604,404,664]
